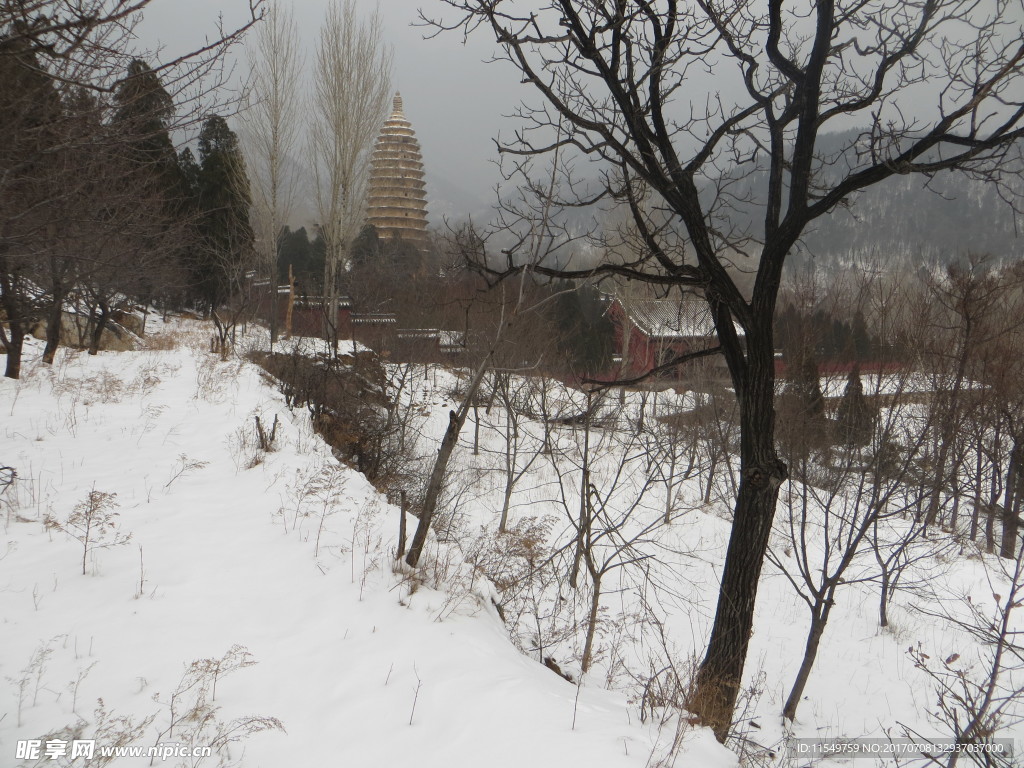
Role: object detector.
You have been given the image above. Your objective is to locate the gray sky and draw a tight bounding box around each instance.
[138,0,525,224]
[137,0,1024,240]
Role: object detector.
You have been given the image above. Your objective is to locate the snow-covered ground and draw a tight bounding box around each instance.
[1,319,732,767]
[3,317,1021,768]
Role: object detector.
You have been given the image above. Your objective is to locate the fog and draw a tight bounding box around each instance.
[138,0,532,225]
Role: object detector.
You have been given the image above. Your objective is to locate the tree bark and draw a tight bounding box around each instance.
[396,490,407,560]
[405,361,490,568]
[3,322,24,379]
[581,572,602,674]
[42,275,65,365]
[879,569,890,628]
[88,302,110,356]
[970,447,983,543]
[1,257,27,379]
[692,327,786,741]
[1000,438,1021,559]
[569,392,593,589]
[783,610,829,722]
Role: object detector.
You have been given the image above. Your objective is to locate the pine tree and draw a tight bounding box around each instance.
[851,309,872,362]
[349,224,381,269]
[551,283,614,377]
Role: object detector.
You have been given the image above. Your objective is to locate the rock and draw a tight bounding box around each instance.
[30,312,141,352]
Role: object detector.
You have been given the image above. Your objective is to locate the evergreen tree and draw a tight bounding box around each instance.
[277,226,326,295]
[795,352,826,422]
[835,365,875,447]
[194,115,254,310]
[0,30,62,378]
[851,310,872,361]
[551,283,614,376]
[113,59,181,194]
[779,347,828,455]
[309,231,327,293]
[349,224,381,269]
[111,59,192,309]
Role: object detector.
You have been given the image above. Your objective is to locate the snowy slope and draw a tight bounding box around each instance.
[0,321,733,767]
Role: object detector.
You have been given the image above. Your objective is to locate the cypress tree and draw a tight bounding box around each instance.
[836,364,875,447]
[113,59,182,195]
[194,115,254,311]
[779,347,828,456]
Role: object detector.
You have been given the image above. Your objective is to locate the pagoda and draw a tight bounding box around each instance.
[366,93,429,247]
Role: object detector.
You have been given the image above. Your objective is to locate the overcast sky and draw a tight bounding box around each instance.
[137,0,1024,237]
[138,0,527,224]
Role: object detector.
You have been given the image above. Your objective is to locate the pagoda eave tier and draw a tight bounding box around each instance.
[369,214,429,227]
[369,226,430,242]
[368,191,428,202]
[369,202,428,213]
[370,155,426,169]
[369,186,428,197]
[369,173,426,184]
[369,204,429,216]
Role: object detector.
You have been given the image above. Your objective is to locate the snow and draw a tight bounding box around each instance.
[4,316,1022,768]
[0,319,734,768]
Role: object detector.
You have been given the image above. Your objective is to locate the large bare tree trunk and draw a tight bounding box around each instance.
[693,328,785,741]
[1,261,27,380]
[428,0,1024,742]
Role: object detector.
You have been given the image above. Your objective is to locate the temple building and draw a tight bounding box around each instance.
[366,93,429,247]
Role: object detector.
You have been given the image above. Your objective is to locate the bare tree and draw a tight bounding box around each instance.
[425,0,1024,739]
[641,390,703,524]
[0,0,261,378]
[242,0,304,345]
[921,258,1014,529]
[547,399,669,673]
[309,0,391,351]
[907,533,1024,767]
[485,371,550,533]
[770,361,946,722]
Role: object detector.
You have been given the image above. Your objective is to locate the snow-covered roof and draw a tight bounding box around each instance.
[352,313,397,325]
[438,330,465,349]
[617,298,723,339]
[396,329,440,340]
[293,296,353,309]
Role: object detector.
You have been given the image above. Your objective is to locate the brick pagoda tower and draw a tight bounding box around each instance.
[366,93,429,247]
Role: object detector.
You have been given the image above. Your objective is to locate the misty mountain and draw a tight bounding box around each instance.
[717,128,1022,268]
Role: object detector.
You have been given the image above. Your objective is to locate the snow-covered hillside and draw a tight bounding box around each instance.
[1,320,733,767]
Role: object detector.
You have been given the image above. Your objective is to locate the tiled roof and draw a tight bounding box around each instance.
[352,313,398,325]
[621,298,717,339]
